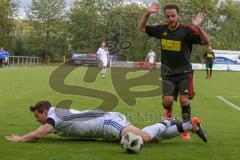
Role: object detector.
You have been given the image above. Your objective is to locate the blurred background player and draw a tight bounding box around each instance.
[0,47,9,67]
[203,46,215,79]
[5,100,207,143]
[138,3,210,140]
[145,49,156,71]
[96,41,109,78]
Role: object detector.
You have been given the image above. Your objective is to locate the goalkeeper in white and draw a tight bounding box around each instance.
[96,41,109,78]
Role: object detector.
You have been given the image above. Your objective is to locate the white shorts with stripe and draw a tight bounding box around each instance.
[103,112,130,141]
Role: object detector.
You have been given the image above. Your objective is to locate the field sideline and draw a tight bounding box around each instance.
[0,66,239,160]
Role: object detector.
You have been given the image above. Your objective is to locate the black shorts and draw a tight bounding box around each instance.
[206,62,213,69]
[162,73,195,101]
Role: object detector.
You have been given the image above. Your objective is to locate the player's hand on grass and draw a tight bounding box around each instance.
[192,12,204,27]
[5,134,21,142]
[147,3,160,14]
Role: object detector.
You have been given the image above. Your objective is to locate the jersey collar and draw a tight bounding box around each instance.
[168,23,180,31]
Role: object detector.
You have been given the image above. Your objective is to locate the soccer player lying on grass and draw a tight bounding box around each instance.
[5,101,207,143]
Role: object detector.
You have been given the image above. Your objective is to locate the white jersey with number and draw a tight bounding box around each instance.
[96,47,109,67]
[47,107,130,141]
[96,47,109,61]
[147,51,156,64]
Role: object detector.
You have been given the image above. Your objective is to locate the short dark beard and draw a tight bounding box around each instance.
[168,23,179,31]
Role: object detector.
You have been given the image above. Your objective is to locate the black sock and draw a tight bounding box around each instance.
[181,104,191,122]
[162,102,173,110]
[175,121,184,133]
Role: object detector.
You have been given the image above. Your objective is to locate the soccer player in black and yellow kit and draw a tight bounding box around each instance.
[138,3,210,140]
[203,46,215,79]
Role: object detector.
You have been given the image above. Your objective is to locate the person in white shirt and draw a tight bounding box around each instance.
[96,41,109,78]
[5,100,207,143]
[145,49,156,71]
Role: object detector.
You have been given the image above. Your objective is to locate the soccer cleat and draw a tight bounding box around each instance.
[182,131,190,140]
[191,117,207,142]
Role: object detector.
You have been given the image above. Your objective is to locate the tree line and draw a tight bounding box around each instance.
[0,0,240,62]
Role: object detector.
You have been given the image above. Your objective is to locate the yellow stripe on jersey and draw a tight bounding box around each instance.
[207,53,213,58]
[161,39,181,52]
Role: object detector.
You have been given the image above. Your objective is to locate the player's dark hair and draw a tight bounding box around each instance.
[30,100,52,113]
[164,4,180,14]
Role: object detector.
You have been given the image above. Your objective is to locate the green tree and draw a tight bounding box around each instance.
[68,0,123,53]
[0,0,18,51]
[214,0,240,50]
[26,0,66,60]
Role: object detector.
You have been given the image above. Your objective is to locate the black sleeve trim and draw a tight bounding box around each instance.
[45,118,55,127]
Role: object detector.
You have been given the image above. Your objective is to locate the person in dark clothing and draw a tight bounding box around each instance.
[138,3,210,140]
[203,46,215,79]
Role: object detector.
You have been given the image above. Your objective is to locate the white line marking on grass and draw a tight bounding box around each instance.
[232,96,240,98]
[216,96,240,111]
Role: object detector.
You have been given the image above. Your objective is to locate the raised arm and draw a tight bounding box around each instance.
[138,3,160,32]
[192,12,210,45]
[5,123,53,142]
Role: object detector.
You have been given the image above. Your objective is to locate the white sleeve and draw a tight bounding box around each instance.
[147,53,150,58]
[96,48,100,55]
[96,48,101,59]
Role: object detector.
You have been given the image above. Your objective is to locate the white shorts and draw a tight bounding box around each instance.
[99,59,107,67]
[148,59,155,64]
[103,112,130,141]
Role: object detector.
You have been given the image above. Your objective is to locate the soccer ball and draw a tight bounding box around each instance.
[120,132,143,153]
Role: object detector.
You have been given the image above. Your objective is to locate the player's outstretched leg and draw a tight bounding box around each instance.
[121,125,152,143]
[165,117,207,142]
[191,117,207,142]
[124,118,207,143]
[148,118,207,142]
[142,120,169,142]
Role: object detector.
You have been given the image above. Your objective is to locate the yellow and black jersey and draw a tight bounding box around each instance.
[204,50,215,63]
[145,24,202,76]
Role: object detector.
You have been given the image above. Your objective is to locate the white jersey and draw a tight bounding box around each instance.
[96,47,109,61]
[47,107,130,141]
[147,51,156,64]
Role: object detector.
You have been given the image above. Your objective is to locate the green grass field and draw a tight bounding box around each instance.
[0,66,240,160]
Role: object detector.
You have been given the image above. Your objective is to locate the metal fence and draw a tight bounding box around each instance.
[8,56,40,66]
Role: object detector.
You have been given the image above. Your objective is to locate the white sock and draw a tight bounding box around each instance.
[160,125,181,140]
[103,68,106,74]
[142,123,167,140]
[182,122,192,131]
[160,122,192,140]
